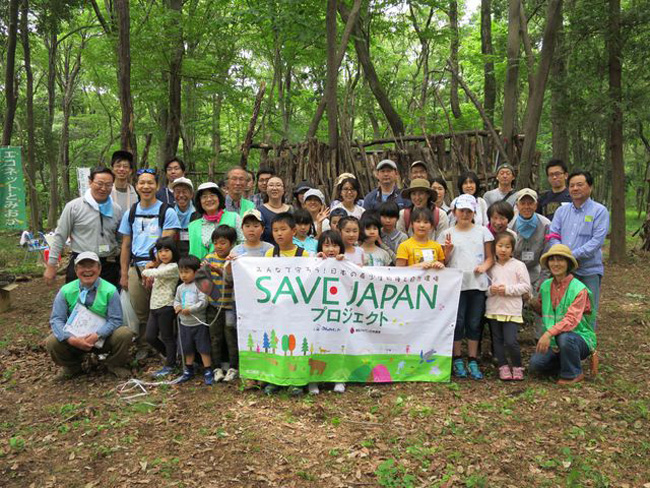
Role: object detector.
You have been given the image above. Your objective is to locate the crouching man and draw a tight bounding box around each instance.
[46,252,133,380]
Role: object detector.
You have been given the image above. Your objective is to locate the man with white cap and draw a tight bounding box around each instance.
[46,252,133,380]
[363,159,409,211]
[409,160,429,182]
[170,176,195,256]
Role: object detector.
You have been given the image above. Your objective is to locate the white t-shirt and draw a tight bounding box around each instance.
[442,225,494,291]
[344,246,365,266]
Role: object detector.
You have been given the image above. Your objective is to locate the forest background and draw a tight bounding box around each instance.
[1,0,649,263]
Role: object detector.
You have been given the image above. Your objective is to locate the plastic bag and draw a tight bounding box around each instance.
[120,290,139,335]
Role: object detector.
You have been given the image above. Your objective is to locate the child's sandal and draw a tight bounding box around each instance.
[511,367,525,381]
[498,365,513,381]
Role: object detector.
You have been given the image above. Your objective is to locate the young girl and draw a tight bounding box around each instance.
[308,231,347,395]
[293,209,318,253]
[396,208,445,270]
[485,232,531,380]
[337,216,364,266]
[359,213,391,267]
[442,194,494,380]
[141,237,180,377]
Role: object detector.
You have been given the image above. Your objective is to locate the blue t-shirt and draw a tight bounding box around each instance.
[293,236,318,254]
[231,242,274,258]
[119,201,181,265]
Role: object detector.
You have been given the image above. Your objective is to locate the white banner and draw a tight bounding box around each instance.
[232,258,462,385]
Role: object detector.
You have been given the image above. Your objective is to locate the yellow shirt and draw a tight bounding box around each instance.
[264,246,310,258]
[396,237,445,266]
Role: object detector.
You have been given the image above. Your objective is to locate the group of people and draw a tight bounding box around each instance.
[44,150,608,392]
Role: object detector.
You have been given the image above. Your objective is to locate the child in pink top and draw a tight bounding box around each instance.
[486,232,532,380]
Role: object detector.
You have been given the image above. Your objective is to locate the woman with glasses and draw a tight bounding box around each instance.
[330,176,365,219]
[259,176,292,244]
[188,182,243,260]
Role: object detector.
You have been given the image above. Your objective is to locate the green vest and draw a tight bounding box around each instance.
[237,198,255,217]
[540,276,597,352]
[188,211,238,260]
[61,278,117,318]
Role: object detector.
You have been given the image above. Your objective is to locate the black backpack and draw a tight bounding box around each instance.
[273,245,304,257]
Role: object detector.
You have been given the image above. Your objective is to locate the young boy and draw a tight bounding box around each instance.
[264,212,310,257]
[379,201,407,255]
[293,209,318,253]
[174,256,211,385]
[329,207,347,231]
[230,209,273,258]
[202,225,238,382]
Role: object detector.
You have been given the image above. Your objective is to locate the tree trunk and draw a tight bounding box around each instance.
[20,0,40,231]
[240,82,267,169]
[338,2,405,137]
[114,0,137,158]
[326,0,339,157]
[161,0,183,164]
[608,0,625,263]
[518,0,563,188]
[2,0,20,146]
[550,6,569,163]
[481,0,495,127]
[502,0,520,159]
[44,30,60,227]
[210,94,222,181]
[449,0,461,119]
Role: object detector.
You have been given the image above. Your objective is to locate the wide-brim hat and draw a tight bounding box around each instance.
[540,244,579,272]
[401,179,437,199]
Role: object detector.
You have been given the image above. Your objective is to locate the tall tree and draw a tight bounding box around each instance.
[608,0,625,262]
[449,0,461,119]
[550,6,569,163]
[2,0,20,146]
[481,0,495,127]
[502,0,520,160]
[326,0,339,156]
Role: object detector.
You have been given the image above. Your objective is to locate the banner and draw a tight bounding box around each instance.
[233,258,463,385]
[77,167,91,197]
[0,147,27,230]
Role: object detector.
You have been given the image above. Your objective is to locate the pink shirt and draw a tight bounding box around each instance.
[486,258,532,317]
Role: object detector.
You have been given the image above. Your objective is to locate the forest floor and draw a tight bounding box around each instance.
[0,248,649,487]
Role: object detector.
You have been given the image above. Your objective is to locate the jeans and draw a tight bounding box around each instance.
[145,306,177,366]
[529,331,590,379]
[454,290,485,341]
[207,306,238,369]
[489,320,522,367]
[575,274,602,329]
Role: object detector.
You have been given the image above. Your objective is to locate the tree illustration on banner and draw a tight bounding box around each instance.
[270,329,278,354]
[288,334,296,356]
[281,335,289,356]
[247,333,254,351]
[301,337,309,355]
[262,332,270,353]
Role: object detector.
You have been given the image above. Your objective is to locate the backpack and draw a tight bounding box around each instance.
[403,206,439,232]
[273,245,304,257]
[128,202,170,263]
[195,264,222,302]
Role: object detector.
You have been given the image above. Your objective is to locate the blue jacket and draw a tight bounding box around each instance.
[362,186,409,211]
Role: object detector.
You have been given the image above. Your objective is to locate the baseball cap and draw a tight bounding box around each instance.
[452,194,478,212]
[241,208,263,225]
[376,159,397,171]
[75,251,100,265]
[516,188,538,202]
[303,188,326,205]
[410,160,427,169]
[496,163,516,175]
[196,182,220,193]
[169,176,194,192]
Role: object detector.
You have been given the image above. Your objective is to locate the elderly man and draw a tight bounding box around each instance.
[170,177,195,256]
[225,166,255,216]
[363,159,409,211]
[46,252,133,380]
[548,171,609,328]
[44,167,124,288]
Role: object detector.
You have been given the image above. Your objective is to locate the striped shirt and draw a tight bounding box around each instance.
[201,253,233,309]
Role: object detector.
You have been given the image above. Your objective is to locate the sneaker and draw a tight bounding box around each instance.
[498,365,513,381]
[204,369,214,386]
[467,360,484,380]
[107,365,131,379]
[177,367,194,384]
[213,369,225,382]
[152,366,175,378]
[288,386,304,397]
[452,359,467,378]
[333,382,346,394]
[55,366,83,382]
[511,367,525,381]
[308,383,320,395]
[223,368,239,382]
[263,384,279,395]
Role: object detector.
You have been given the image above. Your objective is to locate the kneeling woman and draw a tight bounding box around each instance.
[529,244,596,385]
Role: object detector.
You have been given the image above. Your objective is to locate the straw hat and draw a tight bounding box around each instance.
[540,244,578,272]
[401,179,437,199]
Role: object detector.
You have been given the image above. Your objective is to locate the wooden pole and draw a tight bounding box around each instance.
[240,81,267,169]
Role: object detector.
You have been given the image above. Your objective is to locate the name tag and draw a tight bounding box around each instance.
[98,244,110,254]
[422,249,435,262]
[180,231,189,241]
[585,215,594,223]
[522,251,534,262]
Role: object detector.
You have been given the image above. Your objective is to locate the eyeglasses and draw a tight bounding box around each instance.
[92,181,113,189]
[113,163,131,170]
[548,171,565,178]
[341,188,357,193]
[137,168,156,176]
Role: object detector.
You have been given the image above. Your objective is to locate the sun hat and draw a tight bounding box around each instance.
[452,194,478,212]
[516,188,538,203]
[540,244,578,272]
[75,251,100,265]
[335,173,356,187]
[401,179,437,199]
[376,159,397,171]
[303,188,326,206]
[169,177,194,192]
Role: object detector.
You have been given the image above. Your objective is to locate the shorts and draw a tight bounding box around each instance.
[178,324,211,356]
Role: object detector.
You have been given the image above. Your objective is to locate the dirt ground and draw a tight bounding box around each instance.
[0,257,649,487]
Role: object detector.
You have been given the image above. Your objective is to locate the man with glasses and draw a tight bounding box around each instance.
[45,167,125,288]
[251,167,275,208]
[110,150,138,211]
[538,159,571,220]
[156,157,186,205]
[225,166,255,216]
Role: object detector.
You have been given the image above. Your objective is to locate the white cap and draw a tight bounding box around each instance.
[169,177,194,192]
[376,159,397,170]
[241,208,263,225]
[196,182,220,193]
[516,188,538,202]
[75,251,100,265]
[303,189,326,205]
[452,194,477,212]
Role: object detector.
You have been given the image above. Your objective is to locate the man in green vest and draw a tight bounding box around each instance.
[46,252,133,381]
[529,244,597,385]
